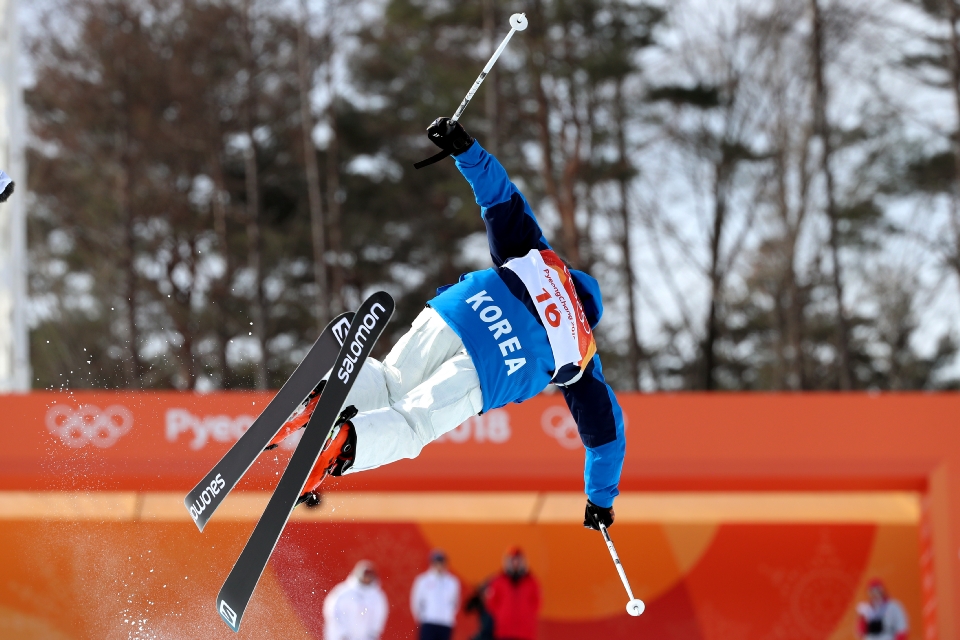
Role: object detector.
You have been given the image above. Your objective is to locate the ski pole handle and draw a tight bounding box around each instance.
[599,523,646,617]
[450,13,528,123]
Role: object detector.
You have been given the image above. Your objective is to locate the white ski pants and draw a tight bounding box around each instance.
[341,307,483,474]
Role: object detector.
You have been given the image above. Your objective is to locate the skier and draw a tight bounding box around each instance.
[271,118,625,530]
[0,170,14,203]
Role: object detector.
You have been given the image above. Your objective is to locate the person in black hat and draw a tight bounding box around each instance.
[411,549,460,640]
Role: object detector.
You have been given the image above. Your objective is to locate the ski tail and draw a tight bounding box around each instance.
[216,292,395,632]
[184,311,354,531]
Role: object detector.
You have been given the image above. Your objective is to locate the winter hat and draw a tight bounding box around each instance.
[503,546,528,578]
[867,578,887,599]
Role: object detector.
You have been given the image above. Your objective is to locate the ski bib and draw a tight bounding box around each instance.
[504,249,597,385]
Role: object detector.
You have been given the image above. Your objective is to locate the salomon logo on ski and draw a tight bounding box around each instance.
[189,474,226,522]
[337,303,387,382]
[332,316,351,346]
[219,599,238,629]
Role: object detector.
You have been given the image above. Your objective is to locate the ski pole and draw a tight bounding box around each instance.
[414,13,528,169]
[599,523,646,617]
[451,12,528,123]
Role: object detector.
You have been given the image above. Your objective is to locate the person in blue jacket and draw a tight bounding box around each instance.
[284,118,625,530]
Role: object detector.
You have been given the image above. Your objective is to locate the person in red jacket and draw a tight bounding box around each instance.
[484,547,541,640]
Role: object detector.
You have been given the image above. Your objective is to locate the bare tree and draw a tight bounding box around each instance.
[298,0,329,333]
[324,17,345,316]
[116,130,143,386]
[646,5,769,389]
[242,0,269,389]
[941,0,960,309]
[752,2,816,389]
[527,0,588,266]
[614,80,643,390]
[810,0,854,389]
[109,21,145,387]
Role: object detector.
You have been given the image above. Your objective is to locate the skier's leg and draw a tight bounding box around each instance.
[345,349,482,473]
[355,306,465,404]
[271,308,458,449]
[298,349,480,498]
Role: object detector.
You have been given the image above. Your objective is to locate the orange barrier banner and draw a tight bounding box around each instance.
[1,391,959,492]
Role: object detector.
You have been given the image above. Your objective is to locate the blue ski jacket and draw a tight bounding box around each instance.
[428,142,626,509]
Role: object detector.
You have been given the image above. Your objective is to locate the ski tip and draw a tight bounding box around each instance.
[218,597,242,632]
[365,291,396,317]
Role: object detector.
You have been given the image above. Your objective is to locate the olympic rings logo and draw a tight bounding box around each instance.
[541,406,582,449]
[45,404,134,449]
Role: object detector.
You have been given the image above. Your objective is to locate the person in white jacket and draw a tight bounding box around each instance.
[323,560,389,640]
[410,550,460,640]
[856,579,908,640]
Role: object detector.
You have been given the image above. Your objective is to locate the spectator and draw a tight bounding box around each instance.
[411,549,461,640]
[856,579,908,640]
[323,560,389,640]
[484,547,541,640]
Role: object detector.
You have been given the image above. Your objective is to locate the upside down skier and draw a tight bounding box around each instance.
[270,118,626,530]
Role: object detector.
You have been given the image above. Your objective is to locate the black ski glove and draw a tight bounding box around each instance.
[427,117,475,156]
[584,499,615,530]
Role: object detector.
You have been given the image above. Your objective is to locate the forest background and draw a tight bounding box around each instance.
[23,0,960,392]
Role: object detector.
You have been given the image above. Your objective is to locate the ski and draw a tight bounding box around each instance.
[184,311,355,532]
[216,291,395,633]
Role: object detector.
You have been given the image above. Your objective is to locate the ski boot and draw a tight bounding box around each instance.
[265,380,326,451]
[296,406,358,507]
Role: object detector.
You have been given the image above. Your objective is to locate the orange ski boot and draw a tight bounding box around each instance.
[297,406,358,507]
[265,381,325,451]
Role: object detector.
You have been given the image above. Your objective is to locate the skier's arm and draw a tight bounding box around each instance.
[560,355,626,511]
[453,142,552,266]
[425,118,549,264]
